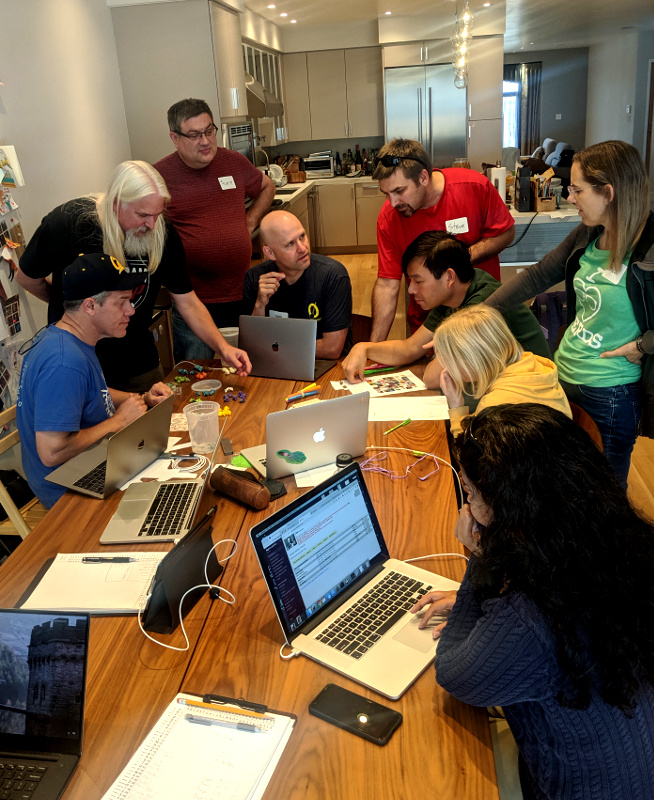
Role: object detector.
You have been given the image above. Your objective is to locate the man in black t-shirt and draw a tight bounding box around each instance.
[242,211,352,358]
[18,160,251,391]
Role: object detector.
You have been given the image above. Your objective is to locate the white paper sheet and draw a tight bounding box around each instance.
[368,396,449,421]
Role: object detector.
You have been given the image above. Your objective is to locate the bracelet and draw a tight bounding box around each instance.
[636,335,645,354]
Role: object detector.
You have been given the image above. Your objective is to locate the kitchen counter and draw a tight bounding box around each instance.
[273,175,377,204]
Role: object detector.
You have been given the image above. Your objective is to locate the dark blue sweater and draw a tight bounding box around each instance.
[435,561,654,799]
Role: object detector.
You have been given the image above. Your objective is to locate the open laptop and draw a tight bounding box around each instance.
[250,462,461,699]
[238,316,336,381]
[241,393,369,480]
[99,418,225,546]
[0,608,90,799]
[45,395,174,500]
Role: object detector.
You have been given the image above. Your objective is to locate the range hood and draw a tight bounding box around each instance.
[245,72,284,118]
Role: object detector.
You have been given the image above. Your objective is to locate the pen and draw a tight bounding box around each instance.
[383,418,411,436]
[185,713,265,733]
[363,367,396,376]
[177,697,268,720]
[300,382,318,392]
[286,389,319,403]
[367,363,389,370]
[81,556,135,563]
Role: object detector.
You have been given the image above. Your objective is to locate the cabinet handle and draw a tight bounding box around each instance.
[469,103,472,118]
[232,88,239,111]
[425,45,429,61]
[417,88,423,143]
[428,87,433,156]
[420,45,424,62]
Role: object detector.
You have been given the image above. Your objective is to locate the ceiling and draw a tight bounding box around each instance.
[244,0,654,52]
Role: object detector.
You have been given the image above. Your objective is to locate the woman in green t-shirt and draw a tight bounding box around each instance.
[487,140,654,488]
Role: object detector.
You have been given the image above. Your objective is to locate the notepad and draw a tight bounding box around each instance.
[20,552,166,614]
[101,693,296,800]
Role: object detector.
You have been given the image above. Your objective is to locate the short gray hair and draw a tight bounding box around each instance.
[63,291,110,314]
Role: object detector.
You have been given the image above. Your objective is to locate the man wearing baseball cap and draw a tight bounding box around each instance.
[17,253,172,508]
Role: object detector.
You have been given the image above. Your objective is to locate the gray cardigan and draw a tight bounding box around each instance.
[486,212,654,437]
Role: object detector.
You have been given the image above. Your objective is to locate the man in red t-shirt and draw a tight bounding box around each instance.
[371,138,515,341]
[155,98,276,361]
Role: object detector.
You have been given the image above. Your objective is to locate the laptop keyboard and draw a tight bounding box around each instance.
[316,571,432,660]
[138,482,199,538]
[73,460,107,492]
[0,761,48,800]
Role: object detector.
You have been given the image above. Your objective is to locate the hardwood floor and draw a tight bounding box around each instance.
[334,251,654,521]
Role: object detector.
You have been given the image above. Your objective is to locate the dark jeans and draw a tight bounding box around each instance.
[172,301,242,363]
[560,379,641,490]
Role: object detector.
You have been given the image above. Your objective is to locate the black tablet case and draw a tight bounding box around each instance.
[142,506,222,634]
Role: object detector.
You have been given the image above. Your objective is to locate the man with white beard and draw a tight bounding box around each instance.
[17,160,251,391]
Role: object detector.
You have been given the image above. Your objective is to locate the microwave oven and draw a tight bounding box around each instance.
[304,153,334,178]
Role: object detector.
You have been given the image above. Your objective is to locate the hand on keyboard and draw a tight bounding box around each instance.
[411,589,458,640]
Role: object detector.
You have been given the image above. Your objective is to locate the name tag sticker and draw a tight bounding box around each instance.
[269,310,289,319]
[601,263,628,285]
[219,176,236,190]
[446,217,469,234]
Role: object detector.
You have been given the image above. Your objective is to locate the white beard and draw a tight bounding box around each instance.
[123,228,155,258]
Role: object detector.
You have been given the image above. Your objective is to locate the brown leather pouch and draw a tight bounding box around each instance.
[210,465,271,510]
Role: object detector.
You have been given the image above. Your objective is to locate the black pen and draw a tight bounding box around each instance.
[81,556,135,563]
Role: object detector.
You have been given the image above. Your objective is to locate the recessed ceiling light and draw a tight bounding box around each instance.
[267,3,275,7]
[529,41,534,45]
[291,18,297,22]
[483,2,490,5]
[385,10,392,14]
[280,11,287,16]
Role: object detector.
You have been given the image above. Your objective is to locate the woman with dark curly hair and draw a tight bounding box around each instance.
[412,403,654,800]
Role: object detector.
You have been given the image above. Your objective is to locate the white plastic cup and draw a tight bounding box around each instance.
[183,401,220,454]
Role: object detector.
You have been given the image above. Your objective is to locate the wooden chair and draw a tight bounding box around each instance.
[0,404,39,539]
[568,401,603,452]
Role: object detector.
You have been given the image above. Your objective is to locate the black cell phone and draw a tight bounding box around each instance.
[308,683,402,746]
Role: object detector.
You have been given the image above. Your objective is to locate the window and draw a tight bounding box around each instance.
[243,42,285,143]
[503,80,520,148]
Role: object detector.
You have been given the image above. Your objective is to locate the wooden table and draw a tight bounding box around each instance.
[0,362,499,799]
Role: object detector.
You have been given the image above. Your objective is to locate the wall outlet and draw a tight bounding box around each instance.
[555,113,562,120]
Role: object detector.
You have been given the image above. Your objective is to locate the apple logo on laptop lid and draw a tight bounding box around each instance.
[313,428,325,443]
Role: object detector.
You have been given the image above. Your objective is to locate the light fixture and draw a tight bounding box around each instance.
[291,18,297,22]
[267,3,275,7]
[451,1,474,89]
[385,10,392,14]
[280,11,287,16]
[483,2,490,6]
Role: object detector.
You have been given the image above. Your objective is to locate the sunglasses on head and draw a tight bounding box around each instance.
[374,154,430,172]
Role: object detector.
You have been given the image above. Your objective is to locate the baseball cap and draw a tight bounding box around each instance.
[62,253,147,301]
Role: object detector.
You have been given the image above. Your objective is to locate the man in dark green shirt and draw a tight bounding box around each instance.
[342,231,549,388]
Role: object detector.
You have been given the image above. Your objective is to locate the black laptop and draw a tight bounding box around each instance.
[0,608,90,799]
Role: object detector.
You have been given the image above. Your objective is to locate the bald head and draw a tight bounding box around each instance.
[260,211,311,275]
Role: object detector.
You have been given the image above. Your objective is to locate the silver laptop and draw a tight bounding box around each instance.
[0,608,90,800]
[250,462,460,699]
[45,395,174,500]
[99,419,225,545]
[238,315,336,381]
[241,393,369,480]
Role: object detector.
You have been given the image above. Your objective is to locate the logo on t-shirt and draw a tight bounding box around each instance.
[308,302,320,320]
[102,389,116,417]
[125,256,150,311]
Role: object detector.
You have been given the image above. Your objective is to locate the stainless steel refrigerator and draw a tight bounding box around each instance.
[384,65,467,169]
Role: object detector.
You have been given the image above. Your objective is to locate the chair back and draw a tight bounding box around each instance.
[568,401,603,452]
[0,404,33,538]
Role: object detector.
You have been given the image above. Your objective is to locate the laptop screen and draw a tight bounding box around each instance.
[251,464,388,638]
[0,609,89,756]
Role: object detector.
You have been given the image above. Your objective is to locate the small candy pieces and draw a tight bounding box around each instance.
[218,406,231,417]
[221,366,237,375]
[199,389,215,397]
[174,375,190,384]
[222,390,247,404]
[179,368,188,375]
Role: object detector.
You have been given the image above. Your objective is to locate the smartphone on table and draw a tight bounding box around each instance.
[309,683,402,746]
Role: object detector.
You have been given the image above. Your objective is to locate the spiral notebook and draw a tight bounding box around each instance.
[100,693,295,800]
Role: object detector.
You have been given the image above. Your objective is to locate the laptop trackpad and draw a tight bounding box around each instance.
[114,483,157,521]
[393,614,443,652]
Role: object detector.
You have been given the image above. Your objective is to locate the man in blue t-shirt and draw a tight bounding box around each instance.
[242,211,352,358]
[17,253,172,508]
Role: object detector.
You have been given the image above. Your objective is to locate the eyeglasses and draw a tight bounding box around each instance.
[567,182,602,197]
[374,154,429,172]
[174,124,218,142]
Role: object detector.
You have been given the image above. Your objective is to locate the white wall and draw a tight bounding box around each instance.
[585,31,638,146]
[241,8,282,51]
[0,0,130,240]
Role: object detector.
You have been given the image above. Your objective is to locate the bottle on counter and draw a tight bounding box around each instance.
[362,148,368,175]
[355,144,362,172]
[335,152,342,176]
[347,149,355,174]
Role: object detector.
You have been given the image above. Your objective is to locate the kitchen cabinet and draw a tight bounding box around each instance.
[283,47,384,142]
[287,191,312,242]
[467,118,503,170]
[382,40,452,68]
[313,184,357,248]
[307,51,349,140]
[282,52,312,142]
[210,3,247,120]
[466,36,503,121]
[355,183,386,247]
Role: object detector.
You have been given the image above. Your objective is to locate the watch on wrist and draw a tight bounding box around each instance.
[636,334,645,354]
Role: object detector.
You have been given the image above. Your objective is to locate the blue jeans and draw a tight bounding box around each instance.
[172,302,242,363]
[560,380,641,489]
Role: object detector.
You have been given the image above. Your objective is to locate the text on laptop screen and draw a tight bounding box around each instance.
[0,612,87,741]
[257,472,383,633]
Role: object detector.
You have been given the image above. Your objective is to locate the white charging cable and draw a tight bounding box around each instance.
[137,537,238,651]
